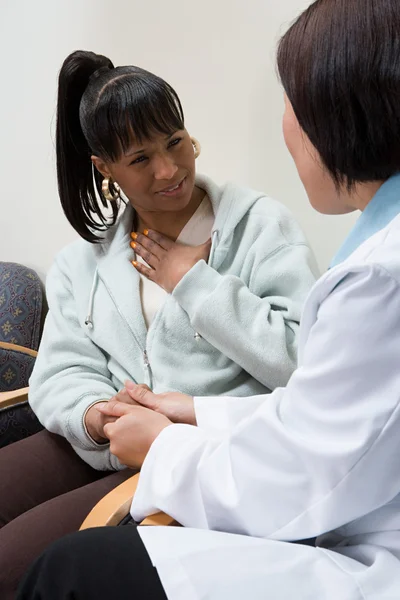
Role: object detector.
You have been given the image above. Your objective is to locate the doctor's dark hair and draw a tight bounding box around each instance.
[277,0,400,188]
[56,50,185,242]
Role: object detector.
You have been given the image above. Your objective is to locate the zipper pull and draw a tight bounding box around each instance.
[143,350,150,368]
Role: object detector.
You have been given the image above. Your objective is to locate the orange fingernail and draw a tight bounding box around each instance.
[143,229,149,236]
[131,232,138,240]
[132,260,138,267]
[130,242,136,249]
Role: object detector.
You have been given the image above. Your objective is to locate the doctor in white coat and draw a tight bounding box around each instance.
[17,1,400,599]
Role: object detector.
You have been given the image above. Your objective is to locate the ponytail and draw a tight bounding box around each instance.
[56,50,118,243]
[56,50,185,242]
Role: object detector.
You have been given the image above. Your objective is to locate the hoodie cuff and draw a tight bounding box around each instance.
[172,260,222,319]
[67,393,113,450]
[83,400,112,447]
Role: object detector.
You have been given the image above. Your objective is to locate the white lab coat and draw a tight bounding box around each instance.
[131,210,400,599]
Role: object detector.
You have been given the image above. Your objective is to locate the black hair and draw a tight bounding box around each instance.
[56,50,185,242]
[277,0,400,188]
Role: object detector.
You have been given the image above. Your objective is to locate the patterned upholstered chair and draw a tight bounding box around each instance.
[0,262,44,447]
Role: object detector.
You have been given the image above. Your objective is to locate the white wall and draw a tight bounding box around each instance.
[1,0,358,281]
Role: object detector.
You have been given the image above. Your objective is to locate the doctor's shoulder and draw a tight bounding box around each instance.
[310,220,400,319]
[339,215,400,286]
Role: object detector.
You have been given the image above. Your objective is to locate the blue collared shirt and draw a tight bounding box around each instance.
[330,173,400,268]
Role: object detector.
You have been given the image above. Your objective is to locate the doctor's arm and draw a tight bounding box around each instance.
[131,266,400,539]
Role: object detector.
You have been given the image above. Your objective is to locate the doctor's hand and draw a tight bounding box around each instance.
[130,229,211,293]
[124,380,197,426]
[97,400,172,469]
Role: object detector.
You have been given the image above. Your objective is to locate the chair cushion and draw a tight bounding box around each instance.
[0,262,43,350]
[0,402,42,448]
[0,346,36,392]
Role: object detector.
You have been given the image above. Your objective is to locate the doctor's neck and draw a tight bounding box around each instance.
[347,180,385,212]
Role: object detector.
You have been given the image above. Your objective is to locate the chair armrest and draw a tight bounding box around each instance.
[80,472,178,530]
[0,341,38,358]
[0,387,29,410]
[141,512,178,527]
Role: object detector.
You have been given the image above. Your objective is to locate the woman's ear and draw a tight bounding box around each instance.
[91,155,110,179]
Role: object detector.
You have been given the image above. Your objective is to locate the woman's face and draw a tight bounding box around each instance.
[282,96,354,215]
[93,129,196,214]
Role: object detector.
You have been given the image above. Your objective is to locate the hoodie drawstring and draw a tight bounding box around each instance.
[85,268,99,329]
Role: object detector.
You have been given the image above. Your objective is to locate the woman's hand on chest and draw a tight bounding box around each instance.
[130,229,211,293]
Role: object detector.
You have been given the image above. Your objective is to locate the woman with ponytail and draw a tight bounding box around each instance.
[0,50,316,597]
[15,0,400,597]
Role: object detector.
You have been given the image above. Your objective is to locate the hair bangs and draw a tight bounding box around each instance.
[91,71,184,161]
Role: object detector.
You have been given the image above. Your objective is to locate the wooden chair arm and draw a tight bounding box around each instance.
[80,472,178,530]
[0,387,29,410]
[0,343,37,409]
[0,341,38,358]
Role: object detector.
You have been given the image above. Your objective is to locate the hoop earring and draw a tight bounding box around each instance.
[102,177,121,202]
[191,137,201,159]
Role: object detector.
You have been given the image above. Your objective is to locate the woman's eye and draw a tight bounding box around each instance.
[168,138,182,149]
[130,155,147,165]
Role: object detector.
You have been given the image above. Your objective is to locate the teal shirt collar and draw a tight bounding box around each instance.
[330,174,400,268]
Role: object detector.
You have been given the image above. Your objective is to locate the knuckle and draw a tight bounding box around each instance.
[118,389,130,403]
[146,239,156,251]
[153,232,163,244]
[107,400,118,414]
[138,234,149,247]
[143,251,152,263]
[138,386,148,401]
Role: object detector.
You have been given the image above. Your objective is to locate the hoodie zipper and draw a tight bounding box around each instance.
[143,349,151,370]
[94,273,154,387]
[143,350,153,387]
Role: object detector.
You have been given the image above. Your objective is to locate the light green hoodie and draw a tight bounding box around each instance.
[29,174,318,470]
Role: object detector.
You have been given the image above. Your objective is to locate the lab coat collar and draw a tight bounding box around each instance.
[330,173,400,268]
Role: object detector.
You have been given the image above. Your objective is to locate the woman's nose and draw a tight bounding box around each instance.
[153,153,178,180]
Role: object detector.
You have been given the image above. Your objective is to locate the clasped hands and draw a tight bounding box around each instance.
[88,383,196,469]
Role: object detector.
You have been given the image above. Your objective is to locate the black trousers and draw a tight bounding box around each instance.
[16,526,168,600]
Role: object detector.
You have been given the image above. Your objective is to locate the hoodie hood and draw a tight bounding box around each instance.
[84,174,266,328]
[196,174,265,245]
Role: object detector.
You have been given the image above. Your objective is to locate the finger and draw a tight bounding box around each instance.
[136,233,167,258]
[130,241,159,269]
[115,388,140,406]
[93,401,108,411]
[125,381,158,409]
[97,399,137,418]
[131,260,155,281]
[102,415,118,426]
[144,229,174,251]
[102,420,116,439]
[136,383,152,392]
